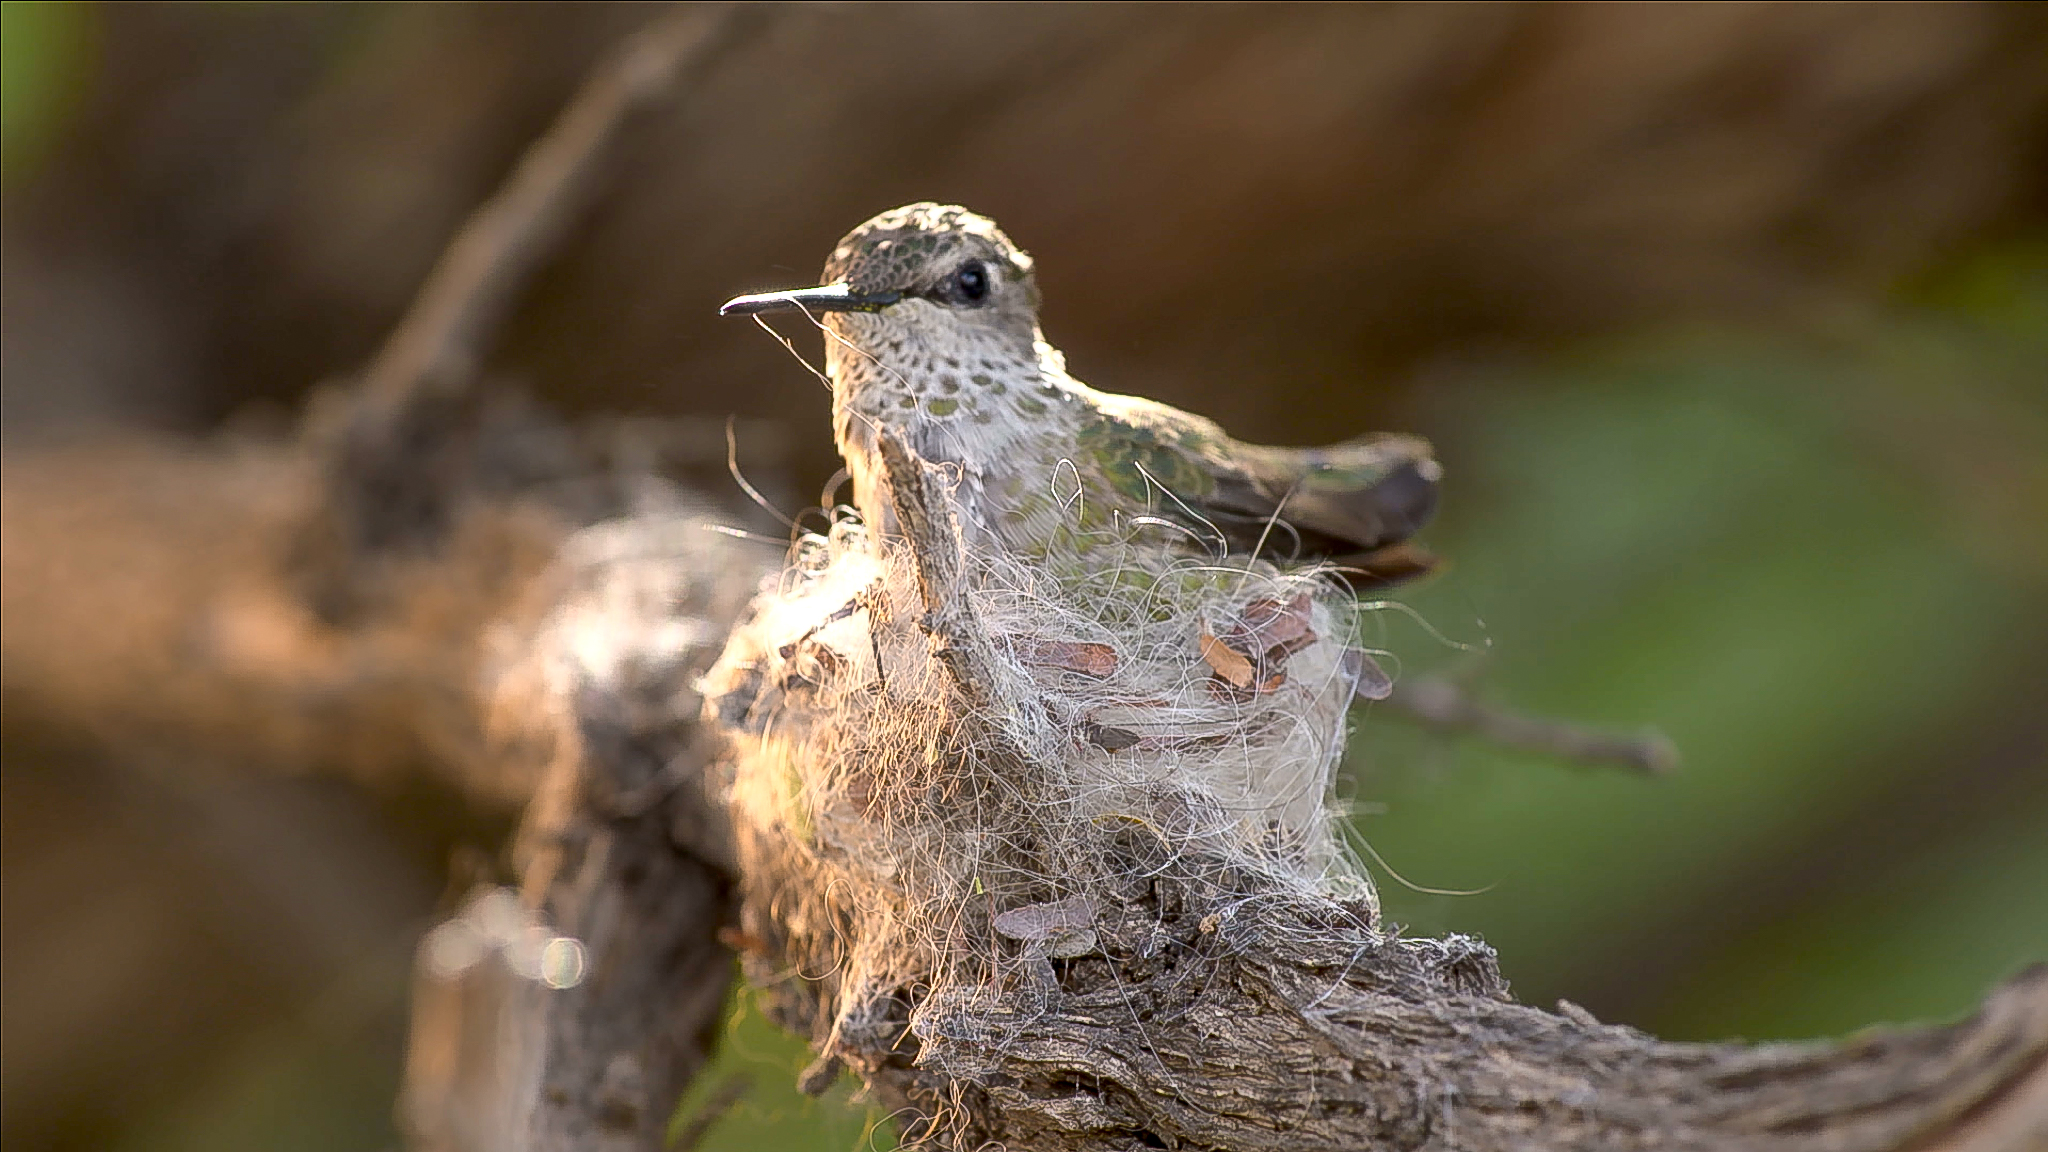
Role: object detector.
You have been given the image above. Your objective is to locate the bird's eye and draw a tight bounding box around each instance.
[953,261,989,303]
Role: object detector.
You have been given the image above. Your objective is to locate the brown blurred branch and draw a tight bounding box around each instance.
[335,10,782,1149]
[296,4,769,622]
[4,15,776,1148]
[2,5,774,806]
[671,1075,753,1152]
[1388,674,1681,775]
[358,3,758,421]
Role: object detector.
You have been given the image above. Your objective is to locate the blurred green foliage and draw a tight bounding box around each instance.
[1,0,96,183]
[678,979,897,1152]
[107,960,409,1152]
[1360,251,2048,1042]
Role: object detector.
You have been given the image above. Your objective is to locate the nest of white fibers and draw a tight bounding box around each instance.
[702,481,1396,1089]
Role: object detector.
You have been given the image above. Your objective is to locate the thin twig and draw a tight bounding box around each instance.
[669,1074,753,1152]
[293,4,766,618]
[358,2,759,423]
[1386,675,1680,775]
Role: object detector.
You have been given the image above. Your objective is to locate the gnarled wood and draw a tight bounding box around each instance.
[401,506,773,1152]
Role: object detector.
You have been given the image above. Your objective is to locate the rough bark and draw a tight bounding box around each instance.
[886,915,2047,1151]
[399,503,770,1152]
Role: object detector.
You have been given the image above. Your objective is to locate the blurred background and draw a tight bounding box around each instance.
[3,3,2044,1150]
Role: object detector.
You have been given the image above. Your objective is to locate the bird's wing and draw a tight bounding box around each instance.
[1203,433,1442,563]
[1080,391,1442,580]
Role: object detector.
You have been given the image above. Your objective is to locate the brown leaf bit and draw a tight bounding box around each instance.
[1343,648,1394,701]
[1198,630,1256,688]
[1231,592,1317,660]
[1013,637,1119,679]
[1204,592,1317,699]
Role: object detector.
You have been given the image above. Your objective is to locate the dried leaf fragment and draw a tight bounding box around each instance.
[1014,637,1119,679]
[1229,592,1316,659]
[1199,630,1256,688]
[1204,592,1319,698]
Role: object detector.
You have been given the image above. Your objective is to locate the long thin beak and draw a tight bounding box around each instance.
[718,283,901,316]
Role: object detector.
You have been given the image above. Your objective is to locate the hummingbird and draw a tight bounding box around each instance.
[720,202,1440,584]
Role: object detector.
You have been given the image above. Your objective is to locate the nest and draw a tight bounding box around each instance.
[702,436,1393,1130]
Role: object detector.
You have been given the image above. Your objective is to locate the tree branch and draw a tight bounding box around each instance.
[358,3,760,421]
[399,505,775,1152]
[293,2,767,620]
[709,433,2048,1151]
[1387,674,1681,776]
[904,918,2045,1151]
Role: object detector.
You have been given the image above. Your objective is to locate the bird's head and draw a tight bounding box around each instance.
[722,203,1044,380]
